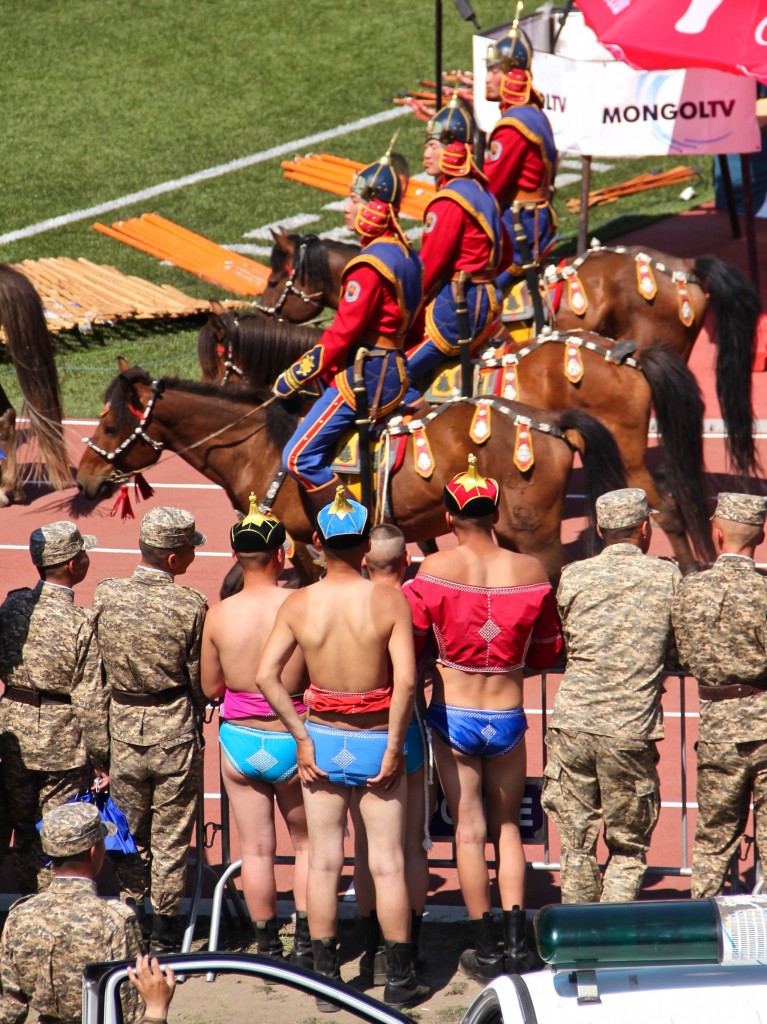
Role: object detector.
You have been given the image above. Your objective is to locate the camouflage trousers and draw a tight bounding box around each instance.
[0,741,90,895]
[110,736,201,917]
[541,729,660,903]
[692,738,767,899]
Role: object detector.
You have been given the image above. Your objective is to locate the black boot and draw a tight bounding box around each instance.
[255,916,284,960]
[458,913,504,982]
[149,913,181,955]
[358,912,386,987]
[125,897,148,953]
[290,911,313,970]
[311,937,341,1014]
[382,940,430,1008]
[411,910,426,974]
[503,906,542,973]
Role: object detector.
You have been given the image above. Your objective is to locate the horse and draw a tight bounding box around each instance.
[75,367,628,585]
[251,229,360,323]
[0,263,71,504]
[194,312,714,573]
[252,233,759,477]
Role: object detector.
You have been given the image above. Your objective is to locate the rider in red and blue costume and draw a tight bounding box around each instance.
[274,147,423,514]
[484,16,558,291]
[404,94,512,401]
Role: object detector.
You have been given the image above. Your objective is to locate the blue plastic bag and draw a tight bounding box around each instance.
[37,789,138,856]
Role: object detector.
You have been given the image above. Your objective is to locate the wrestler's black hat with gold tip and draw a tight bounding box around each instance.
[316,486,370,549]
[230,492,286,552]
[444,454,500,518]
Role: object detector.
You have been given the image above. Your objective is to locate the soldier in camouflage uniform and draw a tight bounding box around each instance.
[0,802,142,1024]
[672,492,767,898]
[93,507,208,953]
[541,488,681,903]
[0,522,109,894]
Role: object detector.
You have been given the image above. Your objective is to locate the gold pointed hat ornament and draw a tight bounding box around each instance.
[316,485,371,549]
[230,492,286,552]
[444,454,500,517]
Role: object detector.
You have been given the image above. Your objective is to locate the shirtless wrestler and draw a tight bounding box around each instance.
[404,455,564,980]
[255,489,429,1010]
[200,496,311,967]
[352,525,431,986]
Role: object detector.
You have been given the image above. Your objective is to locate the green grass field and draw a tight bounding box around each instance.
[0,0,713,416]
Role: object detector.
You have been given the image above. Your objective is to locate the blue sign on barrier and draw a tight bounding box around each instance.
[428,777,545,844]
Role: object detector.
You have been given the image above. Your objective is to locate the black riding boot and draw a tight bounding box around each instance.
[382,940,430,1008]
[458,912,504,982]
[290,911,313,970]
[149,913,182,955]
[503,906,542,973]
[358,912,386,987]
[411,910,426,974]
[311,937,341,1014]
[255,916,284,959]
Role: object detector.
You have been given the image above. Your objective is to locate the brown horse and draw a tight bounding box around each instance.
[75,367,627,583]
[194,313,713,572]
[254,235,759,477]
[0,264,71,503]
[252,229,359,323]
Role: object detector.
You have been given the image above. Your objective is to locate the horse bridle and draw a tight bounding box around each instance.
[252,239,324,319]
[220,317,245,387]
[82,380,166,467]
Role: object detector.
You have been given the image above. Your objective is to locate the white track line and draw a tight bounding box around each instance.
[0,108,409,246]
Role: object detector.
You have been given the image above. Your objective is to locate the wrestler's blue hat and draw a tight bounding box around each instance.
[316,486,370,549]
[230,492,286,553]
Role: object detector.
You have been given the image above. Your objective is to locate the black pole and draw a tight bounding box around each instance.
[435,0,443,109]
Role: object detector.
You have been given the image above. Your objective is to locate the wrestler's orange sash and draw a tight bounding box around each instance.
[304,683,393,714]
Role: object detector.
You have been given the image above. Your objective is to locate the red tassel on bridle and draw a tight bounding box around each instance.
[109,484,135,520]
[133,473,154,502]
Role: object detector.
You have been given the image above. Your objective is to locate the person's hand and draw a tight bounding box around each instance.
[93,769,110,790]
[296,735,328,784]
[273,372,296,399]
[366,749,404,790]
[127,955,176,1020]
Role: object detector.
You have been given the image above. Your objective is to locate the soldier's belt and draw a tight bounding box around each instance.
[512,190,549,205]
[111,684,188,707]
[452,269,497,284]
[2,685,71,707]
[357,333,404,352]
[698,681,767,702]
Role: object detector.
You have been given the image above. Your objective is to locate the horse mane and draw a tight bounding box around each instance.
[0,264,70,489]
[235,316,321,387]
[107,366,299,451]
[271,233,360,294]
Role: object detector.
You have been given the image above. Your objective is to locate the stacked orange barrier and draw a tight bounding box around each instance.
[94,213,270,296]
[280,153,435,221]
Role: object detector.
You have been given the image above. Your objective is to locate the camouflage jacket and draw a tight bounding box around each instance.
[551,544,681,742]
[0,876,142,1024]
[94,567,208,747]
[0,582,109,771]
[672,554,767,743]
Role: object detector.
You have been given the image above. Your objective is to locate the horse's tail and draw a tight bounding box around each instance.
[638,346,714,561]
[557,408,627,553]
[0,265,71,490]
[694,254,760,478]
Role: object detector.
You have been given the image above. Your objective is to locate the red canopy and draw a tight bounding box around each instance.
[575,0,767,84]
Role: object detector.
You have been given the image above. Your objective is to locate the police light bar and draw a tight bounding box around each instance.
[535,896,767,970]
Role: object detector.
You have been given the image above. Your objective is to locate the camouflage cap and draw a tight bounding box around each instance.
[139,506,207,549]
[596,488,658,530]
[40,802,116,857]
[713,492,767,526]
[29,520,97,568]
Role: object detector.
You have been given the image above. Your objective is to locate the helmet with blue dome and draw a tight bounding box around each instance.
[486,3,537,107]
[350,137,409,244]
[425,93,485,182]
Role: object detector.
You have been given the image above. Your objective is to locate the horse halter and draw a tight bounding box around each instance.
[83,380,166,465]
[220,316,245,387]
[252,239,324,319]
